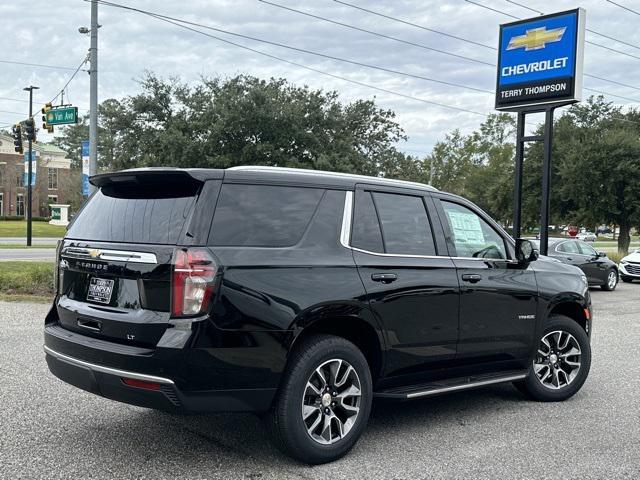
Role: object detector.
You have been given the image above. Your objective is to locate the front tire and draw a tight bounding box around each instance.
[601,268,618,291]
[515,315,591,402]
[265,334,372,464]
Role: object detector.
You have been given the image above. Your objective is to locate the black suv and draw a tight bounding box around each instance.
[44,166,592,464]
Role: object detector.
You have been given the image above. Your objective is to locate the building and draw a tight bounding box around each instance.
[0,133,76,217]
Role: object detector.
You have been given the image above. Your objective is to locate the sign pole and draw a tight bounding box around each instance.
[512,111,525,240]
[539,107,556,256]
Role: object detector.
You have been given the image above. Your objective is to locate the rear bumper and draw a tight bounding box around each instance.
[44,344,276,413]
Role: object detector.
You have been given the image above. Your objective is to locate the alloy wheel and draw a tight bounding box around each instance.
[301,358,362,445]
[607,270,617,290]
[533,330,582,390]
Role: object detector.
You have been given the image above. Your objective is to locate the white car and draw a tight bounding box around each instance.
[577,232,597,242]
[620,250,640,283]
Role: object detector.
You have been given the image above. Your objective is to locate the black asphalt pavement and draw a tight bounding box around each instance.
[1,284,638,479]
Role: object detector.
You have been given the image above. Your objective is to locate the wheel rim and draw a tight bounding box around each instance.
[533,330,582,390]
[608,271,617,289]
[301,358,361,445]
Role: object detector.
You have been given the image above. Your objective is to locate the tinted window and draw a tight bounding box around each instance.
[66,186,197,244]
[351,192,384,252]
[558,241,580,254]
[210,184,324,247]
[441,201,506,259]
[578,242,596,256]
[372,192,436,255]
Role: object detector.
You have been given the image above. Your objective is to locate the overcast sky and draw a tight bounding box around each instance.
[1,0,639,157]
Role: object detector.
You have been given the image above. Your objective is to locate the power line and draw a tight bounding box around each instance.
[0,109,27,116]
[91,0,493,95]
[605,0,640,17]
[504,0,640,52]
[0,59,79,71]
[50,54,90,104]
[259,0,494,66]
[334,0,640,93]
[464,0,640,61]
[333,0,495,50]
[90,0,492,119]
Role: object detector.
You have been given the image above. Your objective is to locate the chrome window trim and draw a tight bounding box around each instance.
[43,345,175,385]
[340,190,514,262]
[61,247,157,264]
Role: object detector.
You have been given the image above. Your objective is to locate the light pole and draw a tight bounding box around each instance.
[80,0,99,193]
[23,85,39,247]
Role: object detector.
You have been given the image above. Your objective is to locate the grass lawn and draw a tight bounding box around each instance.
[0,261,54,300]
[0,221,66,238]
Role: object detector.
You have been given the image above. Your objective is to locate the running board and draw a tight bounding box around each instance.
[374,371,528,400]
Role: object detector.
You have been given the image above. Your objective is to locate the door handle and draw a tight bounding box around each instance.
[371,273,397,283]
[461,273,482,283]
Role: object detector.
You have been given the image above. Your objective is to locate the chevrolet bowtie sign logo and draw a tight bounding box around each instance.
[507,26,567,51]
[89,249,101,258]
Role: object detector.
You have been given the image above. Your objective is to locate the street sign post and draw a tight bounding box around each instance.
[46,106,79,126]
[496,9,586,256]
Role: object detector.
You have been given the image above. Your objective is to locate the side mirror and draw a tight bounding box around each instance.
[515,238,538,265]
[597,251,607,258]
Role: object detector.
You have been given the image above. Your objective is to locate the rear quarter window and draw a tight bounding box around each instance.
[209,184,324,247]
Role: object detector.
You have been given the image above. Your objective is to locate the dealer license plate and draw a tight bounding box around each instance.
[87,277,114,304]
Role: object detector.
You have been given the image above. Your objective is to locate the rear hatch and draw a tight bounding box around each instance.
[55,170,219,348]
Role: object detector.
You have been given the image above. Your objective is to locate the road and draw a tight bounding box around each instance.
[0,237,60,245]
[0,248,56,261]
[1,285,638,479]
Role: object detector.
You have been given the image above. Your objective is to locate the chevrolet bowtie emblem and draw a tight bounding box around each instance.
[89,249,101,258]
[507,26,566,51]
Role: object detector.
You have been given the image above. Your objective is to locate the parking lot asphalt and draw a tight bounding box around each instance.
[1,284,638,480]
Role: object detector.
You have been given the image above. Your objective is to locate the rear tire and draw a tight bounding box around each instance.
[601,268,618,291]
[514,314,591,402]
[265,334,372,464]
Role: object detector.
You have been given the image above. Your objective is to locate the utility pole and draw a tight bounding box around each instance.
[89,0,98,193]
[23,85,39,247]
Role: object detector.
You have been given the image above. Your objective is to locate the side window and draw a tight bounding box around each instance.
[351,192,384,253]
[578,242,596,256]
[371,192,436,256]
[440,201,507,259]
[558,241,580,254]
[210,184,324,247]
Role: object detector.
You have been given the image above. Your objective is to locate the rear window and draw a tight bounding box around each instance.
[66,184,197,244]
[210,184,324,247]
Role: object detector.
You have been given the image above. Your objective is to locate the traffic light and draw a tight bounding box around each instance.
[24,117,36,142]
[41,102,54,133]
[12,124,23,154]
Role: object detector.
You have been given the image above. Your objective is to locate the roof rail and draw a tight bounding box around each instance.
[228,165,437,191]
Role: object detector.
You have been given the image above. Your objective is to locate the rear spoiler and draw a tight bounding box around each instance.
[90,168,224,188]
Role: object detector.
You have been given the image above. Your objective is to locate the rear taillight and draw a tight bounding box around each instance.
[171,248,217,317]
[54,239,63,293]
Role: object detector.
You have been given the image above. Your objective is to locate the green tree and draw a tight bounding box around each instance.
[53,74,416,178]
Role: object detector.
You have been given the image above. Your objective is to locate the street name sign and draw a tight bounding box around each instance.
[46,106,79,125]
[495,9,585,110]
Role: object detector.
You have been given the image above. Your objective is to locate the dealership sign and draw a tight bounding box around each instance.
[495,9,585,110]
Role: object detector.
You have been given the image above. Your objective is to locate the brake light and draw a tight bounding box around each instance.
[171,248,217,317]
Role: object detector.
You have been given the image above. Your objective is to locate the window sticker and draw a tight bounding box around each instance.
[447,211,485,244]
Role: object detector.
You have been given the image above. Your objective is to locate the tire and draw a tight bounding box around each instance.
[601,268,618,291]
[621,276,633,283]
[265,334,373,464]
[514,314,591,402]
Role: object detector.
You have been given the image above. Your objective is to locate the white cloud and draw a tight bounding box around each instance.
[0,0,638,153]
